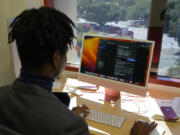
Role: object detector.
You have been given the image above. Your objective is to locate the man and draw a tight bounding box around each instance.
[0,7,157,135]
[0,7,89,135]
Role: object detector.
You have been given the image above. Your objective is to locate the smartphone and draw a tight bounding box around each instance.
[160,106,179,121]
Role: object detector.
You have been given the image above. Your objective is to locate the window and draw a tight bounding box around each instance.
[158,0,180,79]
[76,0,151,64]
[48,0,180,86]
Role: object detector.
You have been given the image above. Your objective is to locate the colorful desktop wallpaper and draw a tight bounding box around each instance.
[81,37,99,72]
[80,35,153,87]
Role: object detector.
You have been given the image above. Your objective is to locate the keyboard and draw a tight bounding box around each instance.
[86,109,125,128]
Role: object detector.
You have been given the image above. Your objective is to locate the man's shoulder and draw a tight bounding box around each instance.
[0,81,90,134]
[0,85,12,96]
[0,85,12,90]
[32,96,79,121]
[27,92,89,134]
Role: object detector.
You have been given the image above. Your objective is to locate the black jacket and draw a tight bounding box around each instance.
[0,80,89,135]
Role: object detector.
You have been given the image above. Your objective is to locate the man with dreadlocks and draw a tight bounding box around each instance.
[0,7,90,135]
[0,7,157,135]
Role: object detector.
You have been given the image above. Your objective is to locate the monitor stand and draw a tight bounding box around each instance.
[105,88,120,103]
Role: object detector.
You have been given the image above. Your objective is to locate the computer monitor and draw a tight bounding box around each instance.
[78,34,154,96]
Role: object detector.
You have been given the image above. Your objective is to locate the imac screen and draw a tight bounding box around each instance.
[79,34,154,96]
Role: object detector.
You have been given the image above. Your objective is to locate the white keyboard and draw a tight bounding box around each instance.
[86,109,125,128]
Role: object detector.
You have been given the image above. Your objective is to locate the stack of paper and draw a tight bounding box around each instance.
[172,97,180,117]
[155,97,180,117]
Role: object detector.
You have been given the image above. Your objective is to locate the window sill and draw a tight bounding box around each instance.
[65,64,79,72]
[65,64,180,88]
[149,75,180,88]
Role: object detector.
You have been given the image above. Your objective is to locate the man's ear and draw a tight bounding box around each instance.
[52,51,60,68]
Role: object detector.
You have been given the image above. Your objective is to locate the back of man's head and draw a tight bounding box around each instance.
[8,7,75,70]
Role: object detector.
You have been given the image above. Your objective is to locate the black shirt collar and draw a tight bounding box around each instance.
[18,69,54,92]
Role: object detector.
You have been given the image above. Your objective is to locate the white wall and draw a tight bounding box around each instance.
[10,0,43,79]
[0,0,27,87]
[0,0,43,87]
[27,0,43,9]
[54,0,77,24]
[54,0,78,64]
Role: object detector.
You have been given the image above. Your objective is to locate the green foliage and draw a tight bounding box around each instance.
[126,0,150,21]
[78,0,121,26]
[167,59,180,78]
[112,0,138,7]
[77,0,180,46]
[77,0,150,27]
[165,0,180,46]
[176,19,180,44]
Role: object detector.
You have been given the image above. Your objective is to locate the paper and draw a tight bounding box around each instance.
[138,119,165,135]
[66,78,97,91]
[155,99,173,107]
[150,126,165,135]
[156,97,180,118]
[172,97,180,117]
[52,82,61,89]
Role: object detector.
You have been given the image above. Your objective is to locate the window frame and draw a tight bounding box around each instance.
[44,0,180,88]
[64,64,180,87]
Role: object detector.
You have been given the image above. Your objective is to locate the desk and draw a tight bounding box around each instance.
[53,71,180,135]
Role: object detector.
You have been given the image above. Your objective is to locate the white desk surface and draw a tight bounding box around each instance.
[53,73,180,135]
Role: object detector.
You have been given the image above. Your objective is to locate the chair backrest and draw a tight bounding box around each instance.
[0,125,22,135]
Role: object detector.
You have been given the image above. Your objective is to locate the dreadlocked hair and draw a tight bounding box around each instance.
[8,7,75,70]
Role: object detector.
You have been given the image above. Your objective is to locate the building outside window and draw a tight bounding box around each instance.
[158,0,180,79]
[76,0,180,81]
[76,0,151,60]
